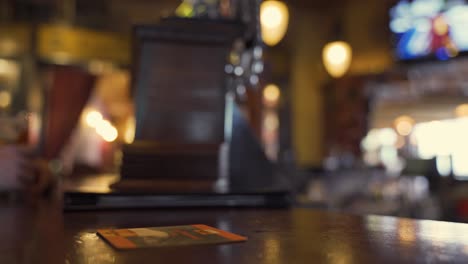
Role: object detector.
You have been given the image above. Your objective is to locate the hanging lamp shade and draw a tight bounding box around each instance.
[322,40,352,78]
[260,0,289,46]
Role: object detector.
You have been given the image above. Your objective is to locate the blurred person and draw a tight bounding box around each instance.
[0,145,53,195]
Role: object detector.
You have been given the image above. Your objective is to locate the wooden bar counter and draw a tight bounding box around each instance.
[2,201,468,263]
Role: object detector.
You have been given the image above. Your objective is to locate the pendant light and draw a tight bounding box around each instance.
[322,21,352,78]
[260,0,289,46]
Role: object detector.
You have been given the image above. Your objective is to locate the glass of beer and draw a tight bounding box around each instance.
[0,112,30,201]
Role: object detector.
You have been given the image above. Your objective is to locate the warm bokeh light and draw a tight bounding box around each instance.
[378,128,397,146]
[175,1,194,18]
[322,41,352,78]
[394,115,414,136]
[413,120,449,158]
[263,84,281,105]
[261,4,283,28]
[433,16,449,36]
[260,0,289,46]
[361,129,381,151]
[88,60,116,75]
[0,59,9,73]
[124,117,136,144]
[85,110,103,128]
[0,59,18,77]
[398,220,417,243]
[0,90,11,108]
[96,120,118,142]
[264,113,279,131]
[263,236,281,264]
[455,104,468,117]
[82,108,120,142]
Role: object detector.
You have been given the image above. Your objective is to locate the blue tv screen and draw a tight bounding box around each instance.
[390,0,468,61]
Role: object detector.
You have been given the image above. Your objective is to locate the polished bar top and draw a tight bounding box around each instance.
[2,202,468,264]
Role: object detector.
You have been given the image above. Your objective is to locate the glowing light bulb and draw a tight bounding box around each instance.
[260,1,289,46]
[263,84,281,105]
[102,126,118,142]
[394,115,414,136]
[378,128,397,146]
[85,110,103,128]
[96,120,118,142]
[261,5,283,28]
[322,41,352,78]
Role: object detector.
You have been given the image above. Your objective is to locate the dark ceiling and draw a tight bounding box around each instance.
[4,0,397,32]
[10,0,350,14]
[6,0,349,30]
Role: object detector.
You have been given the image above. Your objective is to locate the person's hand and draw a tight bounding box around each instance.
[28,159,54,196]
[0,145,35,190]
[0,145,53,194]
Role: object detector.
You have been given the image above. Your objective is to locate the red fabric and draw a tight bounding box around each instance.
[42,65,95,160]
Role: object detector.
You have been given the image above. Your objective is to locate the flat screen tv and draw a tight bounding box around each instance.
[390,0,468,61]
